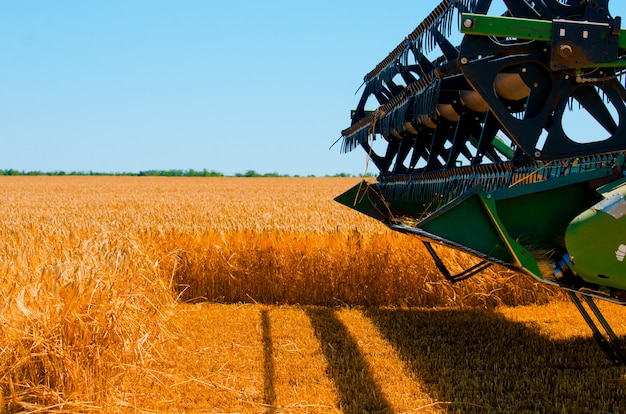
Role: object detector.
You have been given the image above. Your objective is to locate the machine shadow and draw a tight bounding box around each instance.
[364,308,626,413]
[305,307,393,414]
[260,310,277,413]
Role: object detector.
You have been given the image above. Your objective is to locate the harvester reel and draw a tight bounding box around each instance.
[460,29,626,161]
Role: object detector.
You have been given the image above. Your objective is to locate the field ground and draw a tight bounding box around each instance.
[129,302,626,414]
[1,177,625,413]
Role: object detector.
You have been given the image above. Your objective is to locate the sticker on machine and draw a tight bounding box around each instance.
[616,245,626,262]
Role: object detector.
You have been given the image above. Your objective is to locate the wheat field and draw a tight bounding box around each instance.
[0,176,624,413]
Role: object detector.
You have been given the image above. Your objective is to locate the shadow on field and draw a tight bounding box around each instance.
[260,310,277,413]
[364,308,626,413]
[305,307,393,414]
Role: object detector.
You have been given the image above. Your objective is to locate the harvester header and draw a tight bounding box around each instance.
[336,0,626,364]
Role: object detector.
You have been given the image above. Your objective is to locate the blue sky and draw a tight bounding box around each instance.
[1,1,626,176]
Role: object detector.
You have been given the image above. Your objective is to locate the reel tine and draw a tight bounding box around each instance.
[364,0,473,88]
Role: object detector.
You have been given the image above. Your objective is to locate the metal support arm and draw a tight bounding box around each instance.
[423,241,492,283]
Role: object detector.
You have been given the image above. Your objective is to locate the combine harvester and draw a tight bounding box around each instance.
[336,0,626,364]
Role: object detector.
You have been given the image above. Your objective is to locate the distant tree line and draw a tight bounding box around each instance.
[233,170,310,178]
[0,169,135,176]
[0,168,373,178]
[137,169,224,177]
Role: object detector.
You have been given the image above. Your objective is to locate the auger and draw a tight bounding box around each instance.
[336,0,626,364]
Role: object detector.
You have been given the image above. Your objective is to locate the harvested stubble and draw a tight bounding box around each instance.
[0,176,572,411]
[129,302,626,413]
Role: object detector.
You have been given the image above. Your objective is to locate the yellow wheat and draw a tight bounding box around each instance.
[0,176,564,411]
